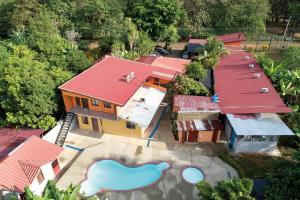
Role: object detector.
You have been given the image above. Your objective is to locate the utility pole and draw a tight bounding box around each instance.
[281,16,291,49]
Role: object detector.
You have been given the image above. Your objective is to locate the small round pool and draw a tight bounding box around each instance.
[182,167,204,184]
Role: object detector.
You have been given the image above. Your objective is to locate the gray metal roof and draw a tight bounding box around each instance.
[227,113,294,136]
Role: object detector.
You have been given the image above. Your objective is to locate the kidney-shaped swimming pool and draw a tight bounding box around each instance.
[80,159,170,196]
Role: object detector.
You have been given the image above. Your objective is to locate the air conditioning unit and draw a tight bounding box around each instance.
[261,88,269,93]
[125,72,135,82]
[253,73,261,79]
[249,64,255,68]
[244,55,250,60]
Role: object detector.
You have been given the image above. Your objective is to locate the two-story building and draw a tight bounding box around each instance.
[59,56,177,138]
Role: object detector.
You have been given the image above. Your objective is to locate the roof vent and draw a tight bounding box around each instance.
[261,88,269,93]
[244,55,250,60]
[253,73,261,79]
[248,64,255,68]
[126,72,135,82]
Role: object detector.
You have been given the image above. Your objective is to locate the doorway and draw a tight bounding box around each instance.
[81,98,89,109]
[92,118,99,132]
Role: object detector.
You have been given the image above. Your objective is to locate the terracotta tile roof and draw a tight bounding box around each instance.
[0,136,63,192]
[0,128,44,160]
[214,51,292,114]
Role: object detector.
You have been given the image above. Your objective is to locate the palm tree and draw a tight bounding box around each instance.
[194,37,228,69]
[22,181,98,200]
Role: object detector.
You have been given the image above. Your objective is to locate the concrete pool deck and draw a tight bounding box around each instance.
[56,130,238,200]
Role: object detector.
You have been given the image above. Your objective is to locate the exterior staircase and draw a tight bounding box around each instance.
[55,112,75,147]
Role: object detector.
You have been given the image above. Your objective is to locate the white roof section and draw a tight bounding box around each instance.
[118,85,166,127]
[227,113,294,136]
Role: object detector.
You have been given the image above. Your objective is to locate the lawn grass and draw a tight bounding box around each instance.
[217,149,293,179]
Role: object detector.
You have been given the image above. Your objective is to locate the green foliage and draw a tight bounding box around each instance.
[264,162,300,200]
[282,47,300,70]
[134,31,155,56]
[206,0,269,36]
[172,75,209,96]
[0,45,72,130]
[73,0,125,40]
[195,37,227,69]
[130,0,182,41]
[185,61,208,81]
[23,180,97,200]
[197,178,255,200]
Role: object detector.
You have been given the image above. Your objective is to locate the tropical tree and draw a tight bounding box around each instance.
[195,37,228,69]
[206,0,269,36]
[264,162,300,200]
[172,75,209,96]
[185,61,208,81]
[130,0,182,41]
[197,178,255,200]
[21,180,98,200]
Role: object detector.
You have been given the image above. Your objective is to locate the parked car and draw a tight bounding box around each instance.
[155,47,169,56]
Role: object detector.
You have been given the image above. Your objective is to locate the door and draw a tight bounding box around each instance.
[188,131,198,142]
[92,118,99,132]
[81,98,89,109]
[51,159,60,176]
[75,97,81,107]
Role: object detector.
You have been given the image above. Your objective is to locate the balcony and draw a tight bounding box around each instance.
[70,106,117,121]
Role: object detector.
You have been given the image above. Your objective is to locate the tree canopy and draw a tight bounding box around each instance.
[197,178,255,200]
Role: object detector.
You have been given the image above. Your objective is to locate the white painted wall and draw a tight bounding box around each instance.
[29,162,55,196]
[233,139,278,154]
[42,121,63,144]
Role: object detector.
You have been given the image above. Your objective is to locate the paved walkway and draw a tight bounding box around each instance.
[57,130,238,200]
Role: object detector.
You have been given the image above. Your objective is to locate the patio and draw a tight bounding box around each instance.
[56,129,238,200]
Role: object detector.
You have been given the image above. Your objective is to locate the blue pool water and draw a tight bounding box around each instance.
[182,167,204,184]
[80,159,169,196]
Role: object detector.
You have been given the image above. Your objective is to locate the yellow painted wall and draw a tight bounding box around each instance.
[77,114,143,138]
[101,119,142,138]
[77,114,94,132]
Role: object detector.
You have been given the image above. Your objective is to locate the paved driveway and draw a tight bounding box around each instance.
[56,130,238,200]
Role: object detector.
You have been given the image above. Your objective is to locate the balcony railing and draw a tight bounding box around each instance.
[70,106,117,120]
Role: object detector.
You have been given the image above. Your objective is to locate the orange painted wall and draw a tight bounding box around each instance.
[224,41,242,46]
[178,130,221,143]
[147,77,171,86]
[61,90,116,114]
[143,81,167,92]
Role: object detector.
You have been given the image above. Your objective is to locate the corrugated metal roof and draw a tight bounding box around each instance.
[177,120,224,131]
[216,32,246,43]
[227,113,294,136]
[174,95,220,112]
[0,136,63,192]
[138,56,190,74]
[118,85,166,127]
[214,51,292,114]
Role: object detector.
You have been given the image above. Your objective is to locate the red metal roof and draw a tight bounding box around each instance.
[59,56,155,106]
[216,32,246,43]
[214,51,292,114]
[138,56,190,74]
[177,120,224,131]
[0,128,44,160]
[0,136,63,192]
[173,95,220,112]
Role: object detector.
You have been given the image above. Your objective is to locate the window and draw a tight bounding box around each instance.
[36,170,44,184]
[103,101,111,108]
[126,121,136,129]
[82,116,89,124]
[92,98,99,106]
[75,97,81,106]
